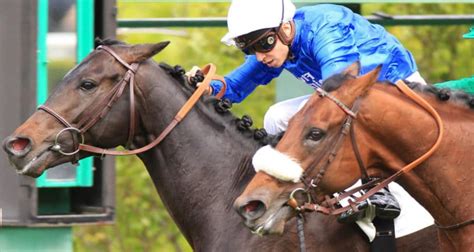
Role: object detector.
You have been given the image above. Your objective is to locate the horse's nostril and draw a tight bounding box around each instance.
[243,200,262,213]
[240,200,266,220]
[10,138,30,151]
[4,136,32,157]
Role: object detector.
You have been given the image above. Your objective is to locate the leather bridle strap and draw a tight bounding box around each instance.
[315,87,357,118]
[38,105,73,128]
[94,45,140,148]
[78,63,218,156]
[350,120,370,182]
[302,98,361,188]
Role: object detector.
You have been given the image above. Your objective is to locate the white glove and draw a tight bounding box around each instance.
[185,65,212,95]
[185,66,203,86]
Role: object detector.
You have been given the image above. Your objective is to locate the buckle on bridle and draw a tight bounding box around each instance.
[288,188,312,211]
[51,127,84,156]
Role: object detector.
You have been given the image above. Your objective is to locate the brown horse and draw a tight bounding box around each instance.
[3,41,438,251]
[235,62,474,251]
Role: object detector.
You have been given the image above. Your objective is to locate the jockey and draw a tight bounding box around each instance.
[188,0,434,248]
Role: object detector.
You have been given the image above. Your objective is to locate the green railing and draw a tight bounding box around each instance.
[118,15,474,28]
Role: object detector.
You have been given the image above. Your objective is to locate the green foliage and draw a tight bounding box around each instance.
[362,3,474,83]
[74,2,473,251]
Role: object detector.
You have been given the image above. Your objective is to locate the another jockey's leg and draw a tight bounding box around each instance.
[263,94,310,135]
[338,181,433,245]
[338,185,401,223]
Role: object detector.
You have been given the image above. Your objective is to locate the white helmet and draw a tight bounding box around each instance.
[221,0,296,46]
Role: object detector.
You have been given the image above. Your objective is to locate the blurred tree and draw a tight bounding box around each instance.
[363,3,474,83]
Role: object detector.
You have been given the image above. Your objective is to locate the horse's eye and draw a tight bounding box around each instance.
[80,81,96,91]
[306,128,325,141]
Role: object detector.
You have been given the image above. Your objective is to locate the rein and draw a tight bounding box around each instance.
[38,45,226,159]
[288,80,456,223]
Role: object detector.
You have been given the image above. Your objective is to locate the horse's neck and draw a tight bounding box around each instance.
[133,66,260,247]
[360,86,474,243]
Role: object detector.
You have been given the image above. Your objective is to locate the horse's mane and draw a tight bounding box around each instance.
[157,62,277,145]
[322,73,474,110]
[406,81,474,109]
[157,62,282,201]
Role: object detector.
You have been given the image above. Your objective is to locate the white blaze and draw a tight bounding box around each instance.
[252,145,303,183]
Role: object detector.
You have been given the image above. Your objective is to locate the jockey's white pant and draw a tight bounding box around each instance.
[263,71,433,239]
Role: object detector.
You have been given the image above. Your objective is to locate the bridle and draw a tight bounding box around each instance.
[38,45,226,161]
[286,80,473,231]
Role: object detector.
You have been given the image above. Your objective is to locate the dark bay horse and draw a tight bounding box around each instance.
[3,41,437,251]
[235,62,473,251]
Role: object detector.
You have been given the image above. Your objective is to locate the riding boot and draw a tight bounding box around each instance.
[337,187,400,223]
[369,187,401,220]
[337,200,369,223]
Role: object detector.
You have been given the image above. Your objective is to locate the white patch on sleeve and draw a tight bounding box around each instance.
[252,145,303,183]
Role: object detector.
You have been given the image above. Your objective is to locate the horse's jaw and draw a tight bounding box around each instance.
[5,142,75,178]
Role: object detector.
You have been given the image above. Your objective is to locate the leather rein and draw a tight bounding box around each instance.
[286,80,473,230]
[38,45,226,160]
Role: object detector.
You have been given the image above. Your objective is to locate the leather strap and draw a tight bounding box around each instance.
[212,75,227,99]
[350,120,370,182]
[78,63,218,156]
[38,105,73,128]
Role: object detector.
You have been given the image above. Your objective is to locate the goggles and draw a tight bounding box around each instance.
[235,28,278,55]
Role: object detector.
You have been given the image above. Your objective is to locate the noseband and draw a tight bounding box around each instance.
[38,45,225,161]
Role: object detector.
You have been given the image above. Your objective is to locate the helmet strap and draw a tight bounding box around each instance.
[277,20,295,46]
[277,20,295,60]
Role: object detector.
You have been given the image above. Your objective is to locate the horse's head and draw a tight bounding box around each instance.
[3,40,170,177]
[234,62,382,235]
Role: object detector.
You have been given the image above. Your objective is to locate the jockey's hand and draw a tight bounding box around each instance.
[185,66,204,87]
[185,66,212,95]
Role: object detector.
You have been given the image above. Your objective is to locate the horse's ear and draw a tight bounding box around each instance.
[128,41,170,63]
[342,61,361,77]
[346,65,381,97]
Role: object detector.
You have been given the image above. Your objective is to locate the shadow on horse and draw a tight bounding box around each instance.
[235,62,473,251]
[3,41,438,251]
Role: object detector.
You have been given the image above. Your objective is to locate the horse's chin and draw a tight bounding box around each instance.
[249,205,294,236]
[11,149,57,178]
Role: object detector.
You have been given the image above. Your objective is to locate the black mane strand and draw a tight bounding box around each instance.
[322,73,474,110]
[406,81,474,109]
